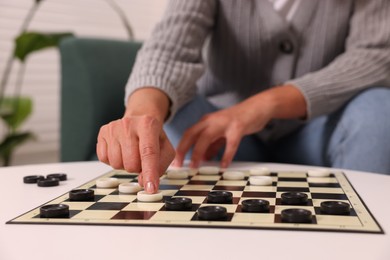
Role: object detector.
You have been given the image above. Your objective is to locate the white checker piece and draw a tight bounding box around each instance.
[137,191,163,202]
[166,169,189,179]
[191,175,221,181]
[223,171,245,180]
[307,168,331,177]
[249,176,273,186]
[119,183,142,194]
[198,166,220,175]
[96,178,119,188]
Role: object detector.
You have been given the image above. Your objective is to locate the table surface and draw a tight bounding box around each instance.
[1,161,389,260]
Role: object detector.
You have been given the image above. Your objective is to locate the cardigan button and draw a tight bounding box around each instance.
[279,40,294,54]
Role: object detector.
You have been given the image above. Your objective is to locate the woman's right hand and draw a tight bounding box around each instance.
[96,88,175,194]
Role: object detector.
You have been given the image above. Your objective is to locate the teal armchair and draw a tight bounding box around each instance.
[59,37,142,162]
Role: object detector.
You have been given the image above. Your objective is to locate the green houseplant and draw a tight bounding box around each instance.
[0,0,134,166]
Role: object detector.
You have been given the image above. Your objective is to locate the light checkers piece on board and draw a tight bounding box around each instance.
[96,178,119,188]
[223,171,245,180]
[7,168,383,234]
[119,183,142,194]
[249,176,273,186]
[198,166,220,175]
[137,191,163,202]
[167,169,189,179]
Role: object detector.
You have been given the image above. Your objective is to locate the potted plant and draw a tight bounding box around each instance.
[0,0,134,166]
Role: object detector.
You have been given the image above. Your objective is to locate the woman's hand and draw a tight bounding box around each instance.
[173,84,307,168]
[96,88,175,194]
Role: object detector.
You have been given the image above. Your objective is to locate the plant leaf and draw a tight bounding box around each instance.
[0,132,35,166]
[0,97,33,130]
[14,32,73,61]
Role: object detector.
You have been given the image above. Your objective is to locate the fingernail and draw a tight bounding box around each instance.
[145,182,156,194]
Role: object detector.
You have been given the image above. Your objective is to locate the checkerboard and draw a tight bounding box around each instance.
[7,168,383,233]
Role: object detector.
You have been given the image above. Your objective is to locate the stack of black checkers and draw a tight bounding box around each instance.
[198,191,233,221]
[280,192,312,223]
[23,173,67,187]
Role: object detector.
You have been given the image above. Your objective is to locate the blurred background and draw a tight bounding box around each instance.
[0,0,168,166]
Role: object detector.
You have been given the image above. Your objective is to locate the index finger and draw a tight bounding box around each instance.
[138,121,161,194]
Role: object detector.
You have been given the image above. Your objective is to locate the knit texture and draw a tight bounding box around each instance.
[126,0,390,141]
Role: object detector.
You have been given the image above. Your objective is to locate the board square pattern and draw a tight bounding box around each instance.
[7,169,383,233]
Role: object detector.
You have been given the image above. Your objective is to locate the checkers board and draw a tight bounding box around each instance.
[7,168,384,234]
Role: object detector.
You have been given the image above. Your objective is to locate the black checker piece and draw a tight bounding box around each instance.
[40,204,69,218]
[165,197,192,211]
[281,208,313,223]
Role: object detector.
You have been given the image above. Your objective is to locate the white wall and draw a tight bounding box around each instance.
[0,0,168,165]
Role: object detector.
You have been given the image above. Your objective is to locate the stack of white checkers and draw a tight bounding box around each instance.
[95,167,331,202]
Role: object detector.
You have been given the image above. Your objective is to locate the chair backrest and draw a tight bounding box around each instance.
[59,37,142,161]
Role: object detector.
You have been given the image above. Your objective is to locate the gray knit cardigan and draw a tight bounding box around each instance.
[126,0,390,141]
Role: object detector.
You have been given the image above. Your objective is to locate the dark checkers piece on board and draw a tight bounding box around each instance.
[165,197,192,211]
[241,199,270,213]
[23,175,44,184]
[47,173,67,181]
[197,206,227,220]
[281,192,308,205]
[207,191,233,204]
[281,208,312,223]
[69,189,95,201]
[40,204,69,218]
[320,201,351,215]
[37,178,59,187]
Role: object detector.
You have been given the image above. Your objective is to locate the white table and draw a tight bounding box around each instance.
[1,161,389,260]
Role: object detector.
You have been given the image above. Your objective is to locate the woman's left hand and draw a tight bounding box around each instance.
[172,84,307,168]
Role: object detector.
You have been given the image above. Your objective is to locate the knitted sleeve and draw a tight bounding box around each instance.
[287,0,390,118]
[125,0,216,120]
